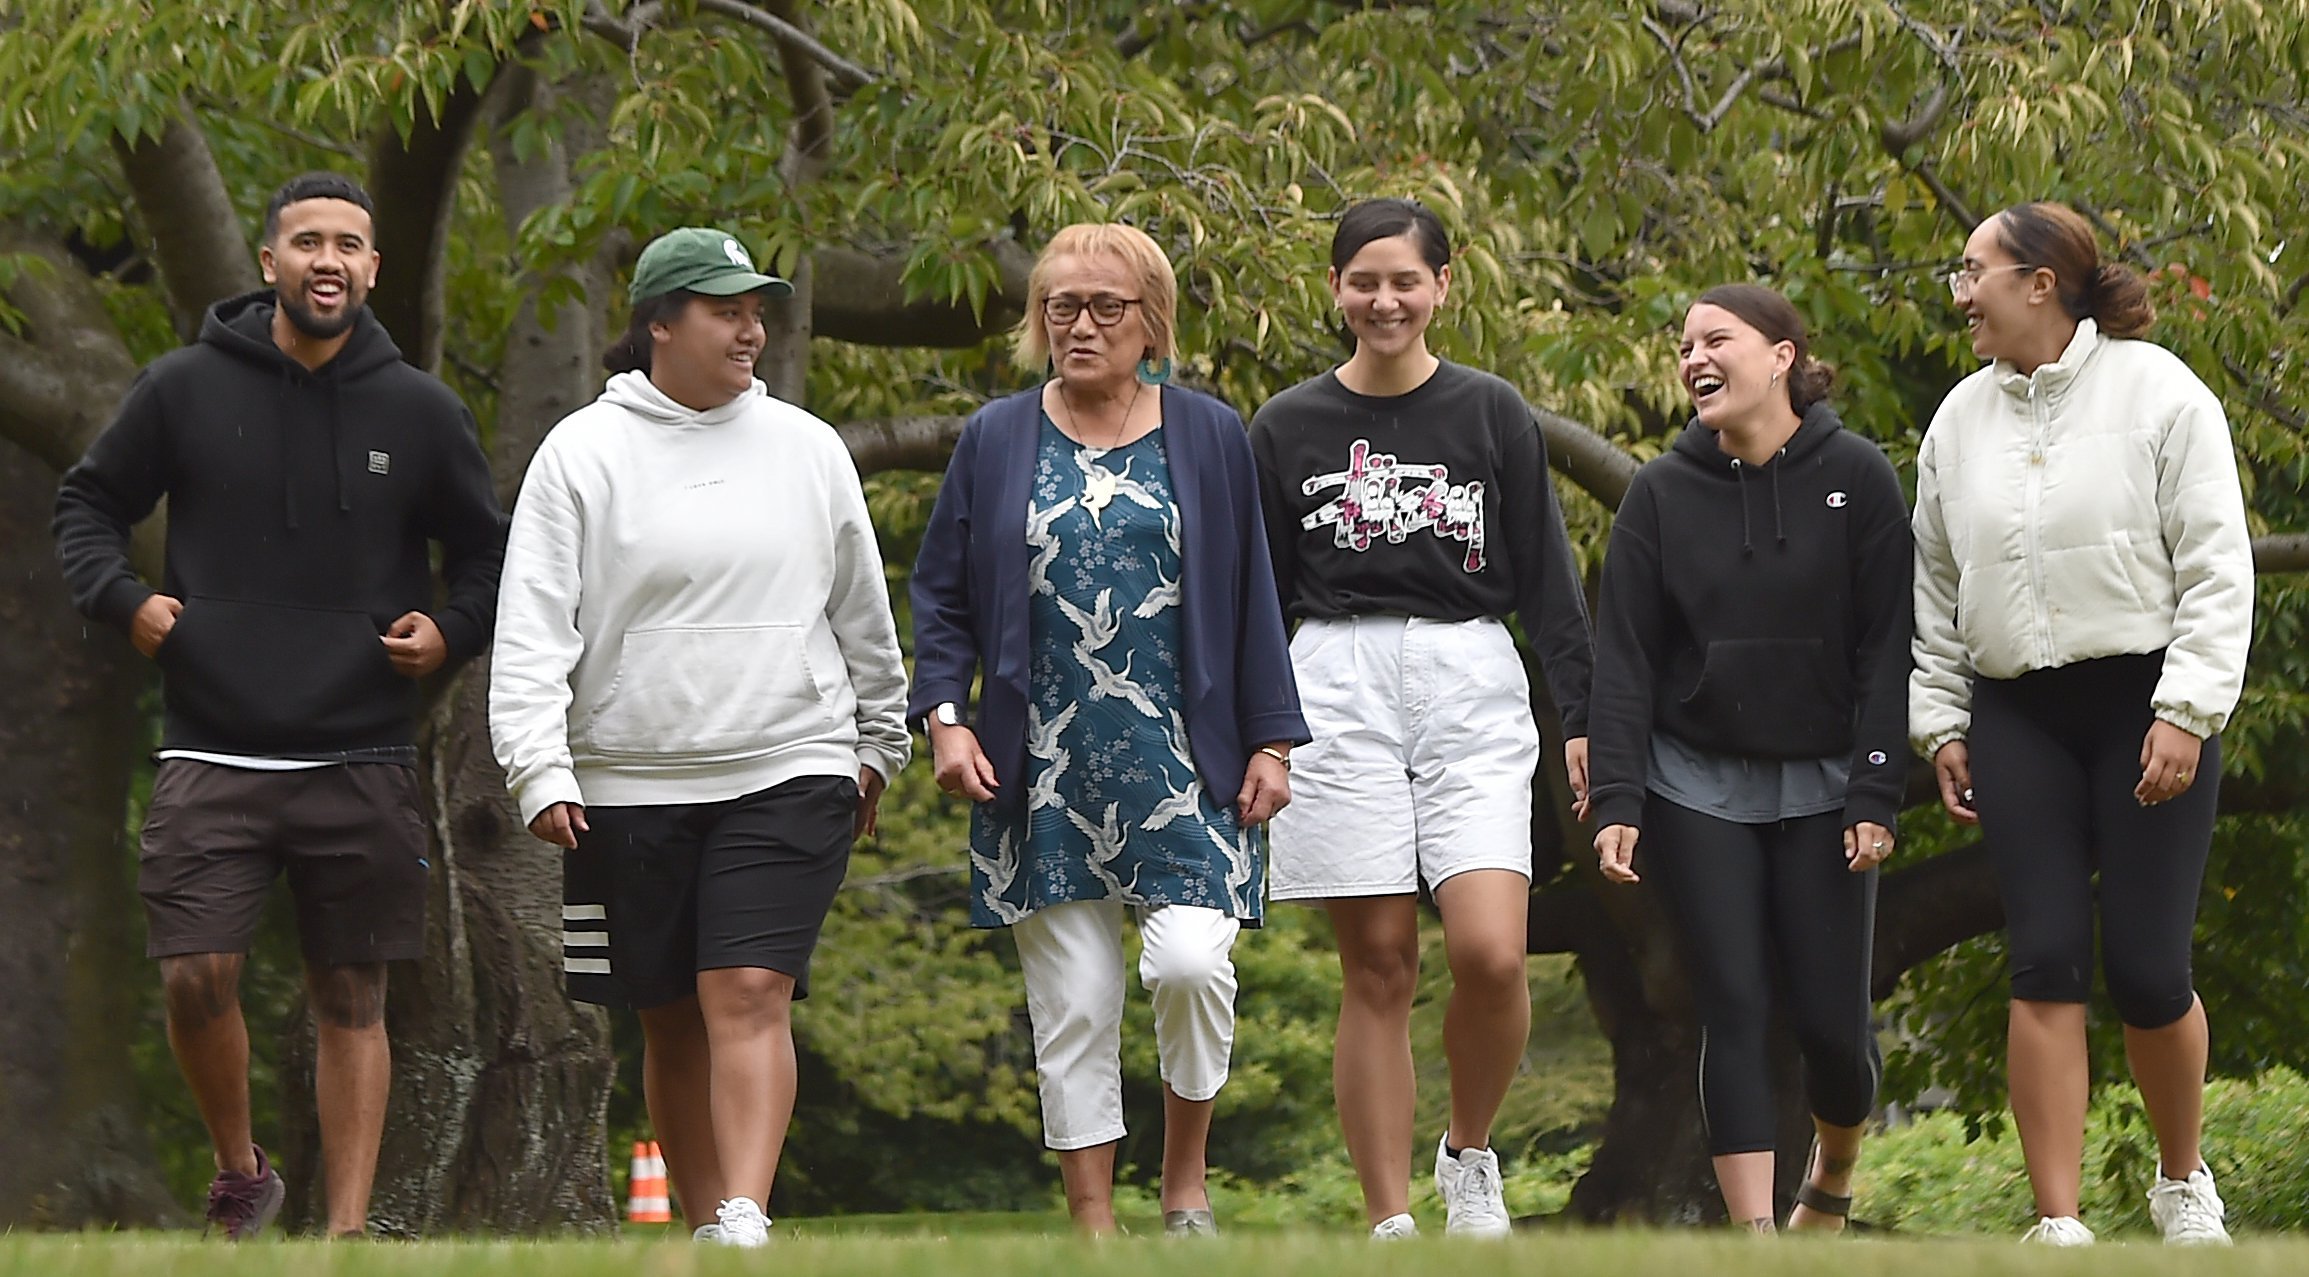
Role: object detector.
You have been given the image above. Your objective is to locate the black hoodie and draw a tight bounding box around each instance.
[53,290,507,759]
[1585,403,1912,832]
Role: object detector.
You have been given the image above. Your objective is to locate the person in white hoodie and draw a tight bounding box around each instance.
[489,227,910,1247]
[1912,202,2252,1248]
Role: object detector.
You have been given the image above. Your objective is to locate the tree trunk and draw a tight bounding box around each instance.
[0,436,179,1228]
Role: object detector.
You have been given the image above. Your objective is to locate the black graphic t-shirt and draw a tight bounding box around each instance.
[1249,360,1594,733]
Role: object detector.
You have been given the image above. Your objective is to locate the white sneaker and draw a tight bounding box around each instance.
[2149,1165,2232,1246]
[690,1224,722,1243]
[2020,1215,2094,1246]
[1434,1135,1512,1238]
[713,1197,771,1247]
[1370,1212,1418,1239]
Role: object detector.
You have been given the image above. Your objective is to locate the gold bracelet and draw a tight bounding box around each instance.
[1257,745,1292,770]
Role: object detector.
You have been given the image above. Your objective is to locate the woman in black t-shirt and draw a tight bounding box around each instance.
[1248,198,1593,1238]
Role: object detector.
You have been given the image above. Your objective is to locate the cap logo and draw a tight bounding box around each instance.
[723,238,752,269]
[1867,750,1888,765]
[1825,491,1848,508]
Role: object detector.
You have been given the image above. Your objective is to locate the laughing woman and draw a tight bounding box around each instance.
[1914,203,2253,1247]
[1587,284,1911,1233]
[909,222,1307,1237]
[490,228,911,1247]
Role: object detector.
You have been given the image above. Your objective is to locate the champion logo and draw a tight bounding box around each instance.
[723,238,752,268]
[1868,750,1888,765]
[368,450,390,475]
[1825,491,1848,508]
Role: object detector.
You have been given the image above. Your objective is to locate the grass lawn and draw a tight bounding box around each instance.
[5,1230,2307,1277]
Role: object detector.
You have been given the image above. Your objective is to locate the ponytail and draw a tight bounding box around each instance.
[2087,262,2155,339]
[600,289,698,376]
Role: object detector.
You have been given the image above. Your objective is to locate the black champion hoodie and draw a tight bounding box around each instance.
[52,290,507,759]
[1585,402,1912,832]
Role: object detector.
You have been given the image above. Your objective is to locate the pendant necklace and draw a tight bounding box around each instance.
[1061,379,1142,515]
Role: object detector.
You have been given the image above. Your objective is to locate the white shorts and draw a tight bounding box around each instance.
[1269,615,1539,900]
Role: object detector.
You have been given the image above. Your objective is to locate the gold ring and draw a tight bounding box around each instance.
[2177,771,2191,782]
[1871,841,1885,850]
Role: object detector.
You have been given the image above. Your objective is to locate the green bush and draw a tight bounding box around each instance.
[1859,1068,2309,1236]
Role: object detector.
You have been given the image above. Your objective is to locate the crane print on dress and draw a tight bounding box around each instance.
[1300,437,1488,572]
[963,416,1263,928]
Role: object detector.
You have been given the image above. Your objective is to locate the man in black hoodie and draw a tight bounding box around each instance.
[51,173,506,1240]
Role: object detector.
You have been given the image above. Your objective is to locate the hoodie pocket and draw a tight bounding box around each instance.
[1677,637,1854,758]
[585,624,833,759]
[157,597,406,748]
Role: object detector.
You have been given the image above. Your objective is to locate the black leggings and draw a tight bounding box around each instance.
[1642,796,1881,1156]
[1970,652,2218,1029]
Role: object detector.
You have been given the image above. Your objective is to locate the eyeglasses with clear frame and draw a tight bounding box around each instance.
[1043,294,1143,326]
[1946,263,2037,301]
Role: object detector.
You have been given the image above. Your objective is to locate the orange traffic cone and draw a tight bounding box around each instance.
[627,1139,671,1223]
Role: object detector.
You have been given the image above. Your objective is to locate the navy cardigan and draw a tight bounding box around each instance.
[909,385,1310,816]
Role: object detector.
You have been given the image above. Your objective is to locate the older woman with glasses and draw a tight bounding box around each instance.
[909,222,1308,1237]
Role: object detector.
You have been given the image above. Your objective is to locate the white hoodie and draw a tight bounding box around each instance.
[490,372,910,823]
[1910,320,2254,757]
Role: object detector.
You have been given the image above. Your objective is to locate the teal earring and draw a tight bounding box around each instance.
[1136,348,1173,385]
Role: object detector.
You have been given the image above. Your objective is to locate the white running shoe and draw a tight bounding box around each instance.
[1370,1212,1418,1239]
[691,1223,723,1243]
[2149,1165,2232,1246]
[713,1196,772,1247]
[2020,1215,2095,1246]
[1434,1135,1512,1238]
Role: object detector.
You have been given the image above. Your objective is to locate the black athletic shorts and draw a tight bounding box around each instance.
[138,759,429,964]
[560,774,857,1009]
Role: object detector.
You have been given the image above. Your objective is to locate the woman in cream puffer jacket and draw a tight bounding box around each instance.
[1911,202,2252,1248]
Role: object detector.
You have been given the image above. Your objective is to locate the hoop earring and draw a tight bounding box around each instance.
[1137,353,1173,386]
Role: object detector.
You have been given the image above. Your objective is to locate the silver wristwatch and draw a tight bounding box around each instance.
[932,702,965,728]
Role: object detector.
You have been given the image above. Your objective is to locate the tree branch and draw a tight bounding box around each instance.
[809,240,1033,349]
[1872,841,2002,999]
[695,0,873,94]
[2254,534,2309,574]
[1117,2,1222,59]
[838,414,968,478]
[112,112,260,343]
[755,0,834,406]
[366,70,501,372]
[0,232,139,471]
[1531,401,1642,509]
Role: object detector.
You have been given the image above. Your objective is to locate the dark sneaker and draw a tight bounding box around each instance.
[205,1145,286,1241]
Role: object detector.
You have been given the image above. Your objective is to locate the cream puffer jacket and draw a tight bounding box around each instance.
[1910,319,2254,757]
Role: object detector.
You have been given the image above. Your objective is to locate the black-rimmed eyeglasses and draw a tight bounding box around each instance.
[1043,294,1143,326]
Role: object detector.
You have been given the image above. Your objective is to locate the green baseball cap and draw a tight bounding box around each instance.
[628,227,793,303]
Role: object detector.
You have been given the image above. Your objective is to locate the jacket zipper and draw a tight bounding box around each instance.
[2023,380,2053,665]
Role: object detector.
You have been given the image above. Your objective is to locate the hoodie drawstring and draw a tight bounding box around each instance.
[277,370,352,529]
[1731,458,1753,555]
[1769,447,1787,546]
[277,370,299,530]
[332,378,350,513]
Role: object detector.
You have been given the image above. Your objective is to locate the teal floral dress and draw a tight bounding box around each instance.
[967,416,1261,928]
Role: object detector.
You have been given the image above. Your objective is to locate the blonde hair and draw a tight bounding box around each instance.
[1012,223,1179,369]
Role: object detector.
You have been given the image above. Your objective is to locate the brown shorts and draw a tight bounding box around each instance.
[138,760,429,964]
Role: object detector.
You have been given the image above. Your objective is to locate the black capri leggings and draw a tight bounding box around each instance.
[1642,796,1881,1156]
[1969,651,2218,1029]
